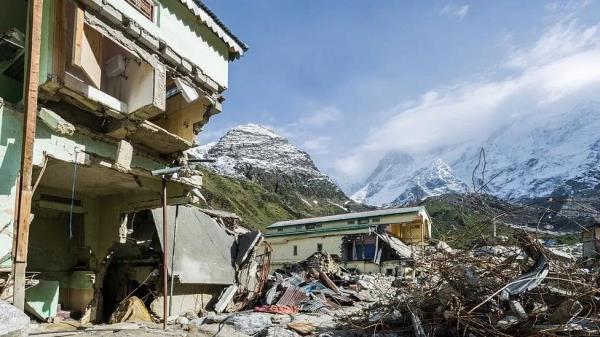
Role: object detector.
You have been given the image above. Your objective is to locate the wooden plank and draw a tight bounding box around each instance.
[52,0,66,79]
[14,0,44,310]
[71,7,103,88]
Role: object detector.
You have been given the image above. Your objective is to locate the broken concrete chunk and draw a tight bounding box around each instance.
[38,108,75,135]
[99,4,123,25]
[112,140,133,173]
[214,284,238,314]
[0,300,29,337]
[179,59,193,75]
[260,327,300,337]
[550,299,584,324]
[227,312,272,335]
[138,31,160,51]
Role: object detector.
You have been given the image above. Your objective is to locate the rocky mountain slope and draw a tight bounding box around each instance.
[352,102,600,228]
[189,124,364,228]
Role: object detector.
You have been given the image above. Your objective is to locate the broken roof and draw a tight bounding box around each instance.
[178,0,248,56]
[267,206,427,229]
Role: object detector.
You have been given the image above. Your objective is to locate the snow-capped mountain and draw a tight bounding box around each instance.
[353,101,600,207]
[189,124,349,202]
[351,155,467,206]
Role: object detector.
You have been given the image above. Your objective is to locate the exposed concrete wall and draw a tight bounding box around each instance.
[104,0,230,88]
[0,102,192,270]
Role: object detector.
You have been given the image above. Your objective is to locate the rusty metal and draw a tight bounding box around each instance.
[276,285,308,307]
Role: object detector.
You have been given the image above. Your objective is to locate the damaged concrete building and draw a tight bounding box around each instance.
[265,207,433,276]
[0,0,265,324]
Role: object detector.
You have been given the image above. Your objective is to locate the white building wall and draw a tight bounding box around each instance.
[105,0,231,88]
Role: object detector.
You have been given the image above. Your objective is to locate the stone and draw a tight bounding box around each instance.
[287,322,315,335]
[271,314,292,325]
[260,327,300,337]
[497,315,519,329]
[226,313,272,335]
[0,300,29,337]
[205,311,230,323]
[175,316,189,326]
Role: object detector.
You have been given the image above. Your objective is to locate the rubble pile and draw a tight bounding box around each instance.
[348,232,600,336]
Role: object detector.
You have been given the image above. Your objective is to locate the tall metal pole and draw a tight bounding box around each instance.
[162,178,168,330]
[14,0,44,310]
[169,205,179,316]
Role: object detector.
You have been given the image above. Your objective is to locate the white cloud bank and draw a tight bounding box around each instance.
[438,4,470,21]
[334,19,600,181]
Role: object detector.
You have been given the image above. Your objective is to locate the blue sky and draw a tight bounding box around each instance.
[201,1,600,186]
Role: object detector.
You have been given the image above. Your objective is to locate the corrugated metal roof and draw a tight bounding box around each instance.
[276,286,309,307]
[267,206,426,229]
[177,0,248,57]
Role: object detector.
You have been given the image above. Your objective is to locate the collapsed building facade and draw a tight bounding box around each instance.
[265,207,433,276]
[0,0,266,323]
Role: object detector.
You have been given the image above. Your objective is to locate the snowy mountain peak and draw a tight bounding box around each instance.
[353,101,600,208]
[352,157,467,206]
[189,124,348,201]
[227,123,284,141]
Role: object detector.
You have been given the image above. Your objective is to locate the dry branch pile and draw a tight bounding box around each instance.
[346,232,599,336]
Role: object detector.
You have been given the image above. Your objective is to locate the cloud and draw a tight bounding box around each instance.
[302,136,332,154]
[438,4,470,21]
[335,19,600,181]
[505,19,600,69]
[298,106,342,127]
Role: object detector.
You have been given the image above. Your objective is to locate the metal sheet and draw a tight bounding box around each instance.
[276,285,308,307]
[235,231,262,267]
[152,205,236,285]
[375,232,412,258]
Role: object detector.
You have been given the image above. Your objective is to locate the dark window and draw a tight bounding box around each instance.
[277,228,283,232]
[371,218,381,223]
[317,243,323,252]
[126,0,154,21]
[347,220,356,224]
[305,224,315,230]
[315,224,322,228]
[296,225,302,230]
[293,245,298,256]
[358,218,369,224]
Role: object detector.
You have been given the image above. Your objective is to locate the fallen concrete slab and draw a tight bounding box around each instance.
[0,300,29,337]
